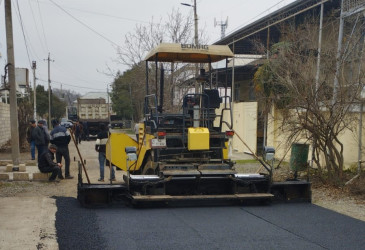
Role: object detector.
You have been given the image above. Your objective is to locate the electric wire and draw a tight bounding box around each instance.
[59,5,153,25]
[32,0,159,26]
[37,78,106,91]
[53,61,108,86]
[49,0,121,48]
[28,0,47,54]
[14,0,33,69]
[36,0,49,52]
[213,0,291,41]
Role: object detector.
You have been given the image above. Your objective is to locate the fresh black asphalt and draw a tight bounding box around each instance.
[55,198,365,250]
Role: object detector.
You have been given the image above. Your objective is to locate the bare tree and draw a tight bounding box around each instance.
[114,8,206,115]
[254,16,365,184]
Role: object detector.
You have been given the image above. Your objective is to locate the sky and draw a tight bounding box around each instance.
[0,0,295,95]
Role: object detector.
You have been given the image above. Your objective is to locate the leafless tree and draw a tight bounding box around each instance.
[254,15,365,184]
[114,8,209,115]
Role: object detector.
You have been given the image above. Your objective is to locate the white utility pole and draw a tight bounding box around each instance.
[5,0,20,169]
[181,1,199,92]
[45,53,54,127]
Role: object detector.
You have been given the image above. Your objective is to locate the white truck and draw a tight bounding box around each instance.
[77,92,112,136]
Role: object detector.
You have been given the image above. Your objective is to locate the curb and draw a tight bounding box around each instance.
[0,165,50,182]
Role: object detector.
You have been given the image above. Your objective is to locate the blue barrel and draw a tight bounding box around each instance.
[290,143,309,171]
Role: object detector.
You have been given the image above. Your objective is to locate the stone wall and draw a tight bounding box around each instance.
[0,103,11,147]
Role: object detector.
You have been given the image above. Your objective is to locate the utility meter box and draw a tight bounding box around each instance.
[264,146,275,161]
[188,127,209,150]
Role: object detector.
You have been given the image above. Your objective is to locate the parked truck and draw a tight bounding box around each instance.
[77,92,111,136]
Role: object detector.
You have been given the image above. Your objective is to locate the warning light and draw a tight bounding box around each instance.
[225,131,234,137]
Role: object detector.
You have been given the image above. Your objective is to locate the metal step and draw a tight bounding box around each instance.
[131,193,273,202]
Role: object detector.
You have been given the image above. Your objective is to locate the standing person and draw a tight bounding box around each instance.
[95,123,115,182]
[83,121,89,141]
[72,121,83,145]
[38,144,62,182]
[50,119,73,179]
[41,120,50,146]
[134,122,140,141]
[26,120,36,160]
[32,120,48,162]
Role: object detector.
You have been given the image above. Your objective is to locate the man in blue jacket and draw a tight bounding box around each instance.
[50,119,73,179]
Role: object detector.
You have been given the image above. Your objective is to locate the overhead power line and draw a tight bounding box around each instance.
[216,0,290,40]
[49,0,121,48]
[31,0,158,25]
[60,5,152,24]
[14,0,32,69]
[36,0,49,51]
[28,0,47,54]
[37,78,106,91]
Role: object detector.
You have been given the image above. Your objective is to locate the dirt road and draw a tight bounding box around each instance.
[0,139,104,250]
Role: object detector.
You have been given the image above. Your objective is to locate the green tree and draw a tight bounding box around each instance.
[36,85,48,118]
[51,91,67,120]
[111,65,145,121]
[36,85,67,121]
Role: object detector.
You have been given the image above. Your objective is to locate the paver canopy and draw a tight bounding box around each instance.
[144,43,234,63]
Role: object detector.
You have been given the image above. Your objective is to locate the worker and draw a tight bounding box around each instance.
[72,120,83,145]
[50,119,73,179]
[134,122,139,141]
[26,120,36,160]
[38,144,62,182]
[95,123,115,182]
[32,120,49,162]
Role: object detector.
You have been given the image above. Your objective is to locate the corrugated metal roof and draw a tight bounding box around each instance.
[214,0,340,54]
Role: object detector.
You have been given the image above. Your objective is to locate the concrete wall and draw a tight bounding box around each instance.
[232,102,257,153]
[0,103,11,147]
[267,107,365,168]
[215,102,257,153]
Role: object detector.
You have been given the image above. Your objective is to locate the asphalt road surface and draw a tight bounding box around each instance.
[55,198,365,250]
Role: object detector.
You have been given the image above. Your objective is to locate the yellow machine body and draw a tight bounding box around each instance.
[106,132,138,171]
[106,123,154,172]
[223,141,229,160]
[188,127,209,150]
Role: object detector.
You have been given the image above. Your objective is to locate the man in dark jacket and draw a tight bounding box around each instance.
[31,120,48,162]
[38,144,62,182]
[72,121,83,145]
[95,123,115,182]
[26,120,36,160]
[50,119,73,179]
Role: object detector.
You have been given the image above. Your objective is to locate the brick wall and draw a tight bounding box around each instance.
[0,103,11,147]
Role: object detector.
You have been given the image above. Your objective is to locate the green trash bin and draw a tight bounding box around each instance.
[290,143,309,172]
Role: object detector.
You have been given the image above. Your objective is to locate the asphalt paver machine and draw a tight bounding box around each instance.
[77,43,311,207]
